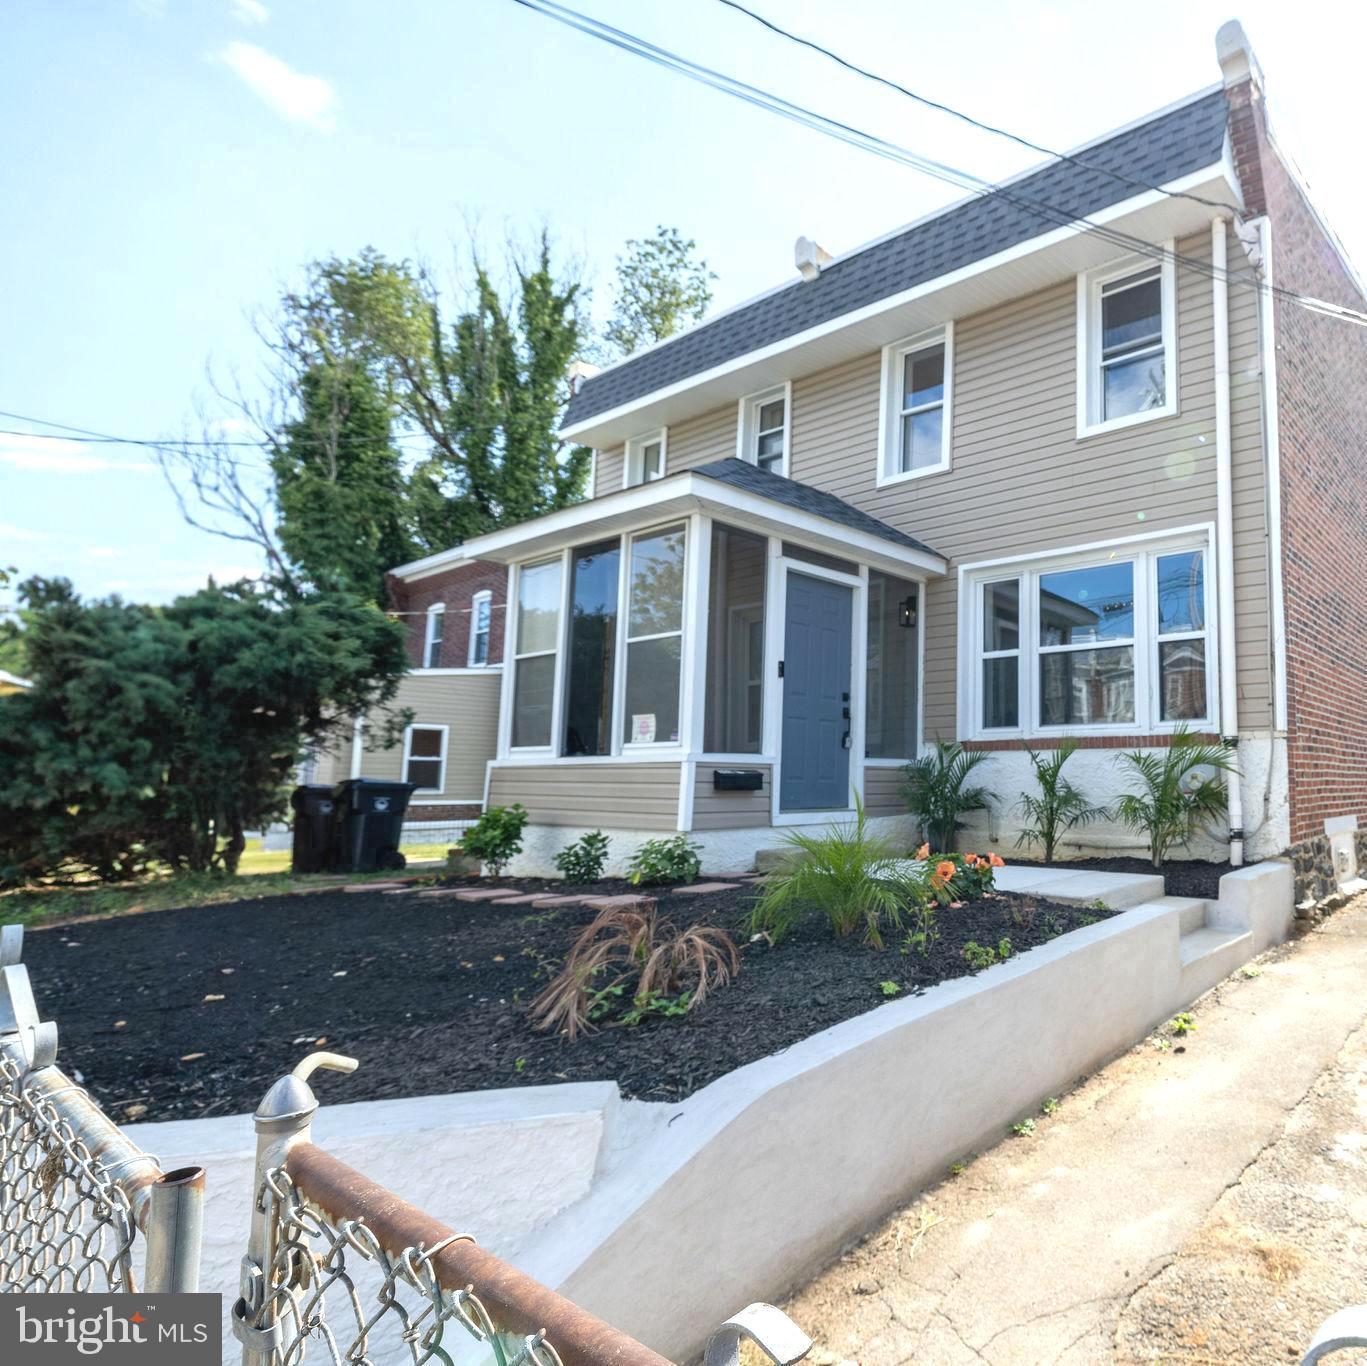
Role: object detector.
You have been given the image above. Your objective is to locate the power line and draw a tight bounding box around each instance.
[508,0,1367,330]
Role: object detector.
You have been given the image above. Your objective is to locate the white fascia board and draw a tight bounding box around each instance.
[562,165,1240,450]
[389,551,473,583]
[455,471,947,578]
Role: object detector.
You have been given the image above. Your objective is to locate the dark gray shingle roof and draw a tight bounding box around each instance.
[693,459,942,561]
[567,89,1228,426]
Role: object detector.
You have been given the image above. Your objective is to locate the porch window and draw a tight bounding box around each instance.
[422,603,444,669]
[622,525,686,746]
[705,524,767,753]
[737,384,790,477]
[511,558,562,748]
[963,539,1213,738]
[625,430,667,487]
[563,539,620,756]
[468,591,491,666]
[866,571,919,758]
[403,724,447,792]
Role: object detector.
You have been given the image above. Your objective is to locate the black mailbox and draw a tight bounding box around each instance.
[713,768,764,792]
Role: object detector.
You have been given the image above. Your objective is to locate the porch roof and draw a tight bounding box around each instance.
[397,460,947,581]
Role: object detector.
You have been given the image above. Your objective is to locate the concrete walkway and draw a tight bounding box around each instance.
[778,898,1367,1364]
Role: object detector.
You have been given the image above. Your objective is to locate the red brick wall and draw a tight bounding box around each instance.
[1233,76,1367,843]
[386,561,507,671]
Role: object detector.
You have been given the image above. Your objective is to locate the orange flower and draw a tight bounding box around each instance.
[964,853,980,866]
[935,860,957,882]
[914,842,930,860]
[988,852,1006,868]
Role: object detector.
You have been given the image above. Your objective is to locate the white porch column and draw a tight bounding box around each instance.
[677,514,712,830]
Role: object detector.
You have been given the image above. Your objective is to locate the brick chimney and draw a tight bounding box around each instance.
[1216,19,1268,217]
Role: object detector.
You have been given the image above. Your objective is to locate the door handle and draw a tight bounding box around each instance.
[842,707,850,720]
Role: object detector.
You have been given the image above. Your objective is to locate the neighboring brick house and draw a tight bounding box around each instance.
[312,557,506,834]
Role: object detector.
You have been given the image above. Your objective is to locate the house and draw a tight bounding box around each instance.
[0,671,32,696]
[339,23,1366,899]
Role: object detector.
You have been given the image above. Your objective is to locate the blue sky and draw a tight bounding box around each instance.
[2,0,1361,605]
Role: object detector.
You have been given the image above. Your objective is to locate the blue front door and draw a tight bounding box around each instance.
[781,571,853,812]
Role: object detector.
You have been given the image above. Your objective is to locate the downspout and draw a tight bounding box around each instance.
[349,716,365,780]
[1212,216,1245,866]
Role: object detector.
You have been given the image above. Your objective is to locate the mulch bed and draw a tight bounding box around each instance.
[1008,856,1237,900]
[22,877,1119,1123]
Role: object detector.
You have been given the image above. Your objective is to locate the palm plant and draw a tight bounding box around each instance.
[1015,740,1107,862]
[902,741,993,851]
[1112,728,1234,868]
[749,795,928,948]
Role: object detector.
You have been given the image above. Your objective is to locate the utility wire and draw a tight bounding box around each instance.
[508,0,1367,329]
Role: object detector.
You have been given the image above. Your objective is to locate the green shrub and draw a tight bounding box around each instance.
[750,796,931,947]
[461,804,529,876]
[902,742,993,850]
[1015,740,1107,862]
[1112,728,1233,868]
[962,940,998,970]
[627,834,701,886]
[553,831,610,883]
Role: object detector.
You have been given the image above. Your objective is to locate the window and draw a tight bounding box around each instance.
[622,525,686,746]
[878,325,952,484]
[625,429,667,487]
[1078,251,1176,435]
[563,539,620,756]
[511,558,562,748]
[963,540,1212,738]
[705,524,767,753]
[866,572,920,759]
[468,591,491,667]
[403,725,447,792]
[737,384,790,476]
[422,604,444,669]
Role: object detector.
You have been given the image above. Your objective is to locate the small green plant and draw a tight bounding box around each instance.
[1014,739,1107,862]
[902,741,993,850]
[750,796,931,947]
[1113,728,1235,868]
[620,990,692,1026]
[1169,1012,1197,1036]
[997,936,1013,960]
[1240,963,1262,979]
[1041,1096,1060,1116]
[461,804,529,877]
[1087,898,1111,912]
[901,897,939,957]
[1011,1118,1036,1138]
[879,980,901,997]
[962,940,998,970]
[514,1057,526,1074]
[1152,1036,1173,1052]
[949,1160,967,1177]
[553,831,611,883]
[627,834,702,886]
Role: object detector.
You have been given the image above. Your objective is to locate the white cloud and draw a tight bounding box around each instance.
[219,42,337,131]
[231,0,270,23]
[0,434,155,475]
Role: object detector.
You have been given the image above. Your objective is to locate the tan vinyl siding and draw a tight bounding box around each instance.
[785,229,1269,739]
[863,766,906,817]
[691,764,772,830]
[594,404,736,498]
[595,445,625,496]
[358,672,501,800]
[487,762,680,829]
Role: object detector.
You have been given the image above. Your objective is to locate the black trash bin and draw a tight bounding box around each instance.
[290,785,339,874]
[332,778,417,874]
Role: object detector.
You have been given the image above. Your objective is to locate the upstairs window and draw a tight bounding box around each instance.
[403,724,447,792]
[468,590,492,666]
[737,384,790,477]
[878,325,952,486]
[625,430,667,487]
[1078,251,1176,435]
[422,603,444,669]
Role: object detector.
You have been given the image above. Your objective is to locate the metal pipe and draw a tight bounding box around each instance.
[143,1165,206,1292]
[286,1141,671,1366]
[1212,215,1245,867]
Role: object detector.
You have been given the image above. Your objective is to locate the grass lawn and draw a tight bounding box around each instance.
[0,840,451,927]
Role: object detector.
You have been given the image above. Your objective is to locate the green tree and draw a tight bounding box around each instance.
[605,226,715,357]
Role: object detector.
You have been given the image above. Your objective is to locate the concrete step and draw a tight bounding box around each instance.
[1152,895,1209,935]
[993,866,1165,910]
[1179,925,1253,971]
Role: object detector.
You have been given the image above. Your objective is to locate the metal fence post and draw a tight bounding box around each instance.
[144,1166,207,1292]
[233,1052,357,1366]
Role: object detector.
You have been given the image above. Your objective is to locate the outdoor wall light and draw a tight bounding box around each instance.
[898,596,917,629]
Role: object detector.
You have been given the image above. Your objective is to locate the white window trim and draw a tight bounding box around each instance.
[957,527,1217,741]
[735,381,791,478]
[1076,246,1178,438]
[467,589,493,667]
[876,322,953,488]
[623,428,668,488]
[402,723,449,794]
[422,603,445,669]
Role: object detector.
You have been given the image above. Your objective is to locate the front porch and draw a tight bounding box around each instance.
[459,459,947,856]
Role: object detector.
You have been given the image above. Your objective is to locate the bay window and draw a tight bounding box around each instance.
[511,558,562,748]
[964,539,1212,738]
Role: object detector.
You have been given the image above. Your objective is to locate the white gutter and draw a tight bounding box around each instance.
[350,717,365,780]
[1212,216,1244,867]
